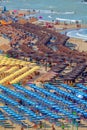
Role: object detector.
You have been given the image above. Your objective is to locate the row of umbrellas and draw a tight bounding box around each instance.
[0,82,87,127]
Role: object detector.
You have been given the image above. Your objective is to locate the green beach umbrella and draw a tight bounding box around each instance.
[5,54,10,58]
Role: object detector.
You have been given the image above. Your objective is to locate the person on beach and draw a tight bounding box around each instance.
[52,124,56,130]
[39,121,43,128]
[21,127,24,130]
[61,122,65,130]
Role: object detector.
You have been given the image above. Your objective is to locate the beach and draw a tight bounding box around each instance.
[1,16,87,53]
[0,6,87,130]
[54,23,87,52]
[1,0,87,23]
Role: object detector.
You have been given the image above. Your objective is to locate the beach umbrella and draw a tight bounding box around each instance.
[19,13,23,16]
[3,6,6,12]
[13,10,17,13]
[5,54,10,58]
[39,16,43,19]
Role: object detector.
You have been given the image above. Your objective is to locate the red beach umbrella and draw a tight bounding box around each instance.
[13,10,17,13]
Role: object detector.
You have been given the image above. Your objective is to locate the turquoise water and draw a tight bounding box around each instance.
[0,0,87,23]
[67,29,87,40]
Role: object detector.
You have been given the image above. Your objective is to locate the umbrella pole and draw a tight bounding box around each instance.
[44,120,46,130]
[75,122,78,130]
[72,124,74,130]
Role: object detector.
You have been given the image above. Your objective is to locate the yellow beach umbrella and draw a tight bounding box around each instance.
[10,66,40,84]
[0,66,28,84]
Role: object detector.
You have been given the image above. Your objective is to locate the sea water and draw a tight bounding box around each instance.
[67,29,87,40]
[0,0,87,24]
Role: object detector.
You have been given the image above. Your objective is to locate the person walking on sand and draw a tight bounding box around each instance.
[61,122,65,130]
[21,127,24,130]
[52,124,56,130]
[39,121,43,129]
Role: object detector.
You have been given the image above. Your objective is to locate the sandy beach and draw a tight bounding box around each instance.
[0,36,11,52]
[33,20,87,53]
[0,21,87,53]
[53,23,87,52]
[67,38,87,52]
[0,9,87,130]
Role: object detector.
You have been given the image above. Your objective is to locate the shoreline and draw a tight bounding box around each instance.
[2,8,87,24]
